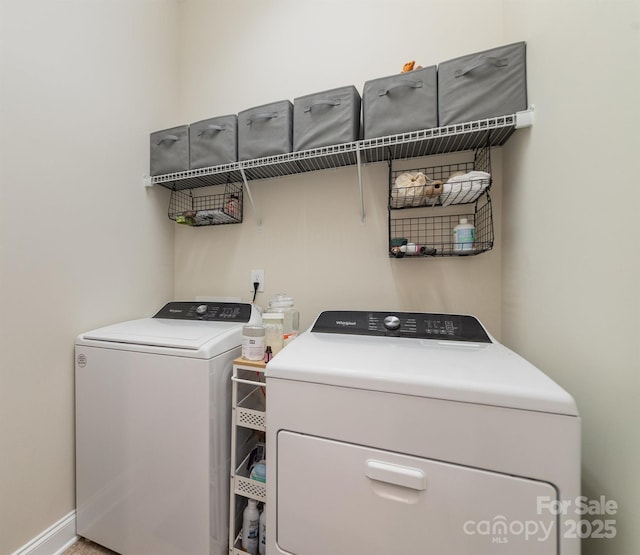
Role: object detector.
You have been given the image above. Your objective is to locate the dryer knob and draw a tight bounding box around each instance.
[196,304,208,315]
[384,315,401,330]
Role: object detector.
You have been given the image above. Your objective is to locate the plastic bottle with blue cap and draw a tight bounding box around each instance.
[453,217,475,252]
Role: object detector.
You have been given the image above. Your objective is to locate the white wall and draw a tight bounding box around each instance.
[0,1,177,552]
[2,1,637,554]
[174,0,506,335]
[501,1,640,554]
[176,1,640,554]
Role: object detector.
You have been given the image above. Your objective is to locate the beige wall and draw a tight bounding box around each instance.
[174,0,506,335]
[176,1,640,554]
[0,1,177,552]
[1,1,638,554]
[501,1,640,554]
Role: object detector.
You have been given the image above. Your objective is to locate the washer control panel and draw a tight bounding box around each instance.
[153,301,253,322]
[312,311,491,342]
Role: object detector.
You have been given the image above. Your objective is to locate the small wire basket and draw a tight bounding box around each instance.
[389,192,494,257]
[168,182,243,226]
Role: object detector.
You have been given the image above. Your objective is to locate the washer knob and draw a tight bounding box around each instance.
[196,304,208,315]
[384,315,401,330]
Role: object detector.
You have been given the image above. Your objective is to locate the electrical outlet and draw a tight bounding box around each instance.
[250,269,265,293]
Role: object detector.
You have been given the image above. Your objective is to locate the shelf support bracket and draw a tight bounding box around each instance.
[356,147,365,223]
[515,106,535,129]
[239,166,262,229]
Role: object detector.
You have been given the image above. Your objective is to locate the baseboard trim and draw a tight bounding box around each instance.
[10,510,78,555]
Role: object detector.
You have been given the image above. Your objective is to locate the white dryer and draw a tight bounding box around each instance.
[266,311,580,555]
[75,301,261,555]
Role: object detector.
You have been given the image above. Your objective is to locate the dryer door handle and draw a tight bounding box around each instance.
[365,459,427,491]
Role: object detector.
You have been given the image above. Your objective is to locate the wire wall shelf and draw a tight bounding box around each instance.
[362,114,516,163]
[148,112,525,191]
[388,144,494,258]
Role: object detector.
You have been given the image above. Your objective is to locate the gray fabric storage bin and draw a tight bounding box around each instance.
[438,42,527,126]
[189,115,238,169]
[363,66,438,139]
[237,100,293,161]
[150,125,189,176]
[293,85,361,151]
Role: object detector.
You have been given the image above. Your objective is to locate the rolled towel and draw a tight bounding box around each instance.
[392,171,428,207]
[440,171,491,206]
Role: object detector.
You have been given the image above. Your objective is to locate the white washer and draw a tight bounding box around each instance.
[266,311,581,555]
[75,301,261,555]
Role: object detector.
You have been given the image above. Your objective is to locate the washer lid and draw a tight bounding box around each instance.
[81,318,243,350]
[266,311,579,416]
[78,301,259,352]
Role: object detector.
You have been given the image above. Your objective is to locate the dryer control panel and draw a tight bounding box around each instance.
[153,301,253,322]
[311,311,491,342]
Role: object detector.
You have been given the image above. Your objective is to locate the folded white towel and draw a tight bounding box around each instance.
[440,171,491,206]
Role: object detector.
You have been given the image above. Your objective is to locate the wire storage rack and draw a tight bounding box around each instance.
[229,359,267,555]
[388,144,494,257]
[168,181,242,226]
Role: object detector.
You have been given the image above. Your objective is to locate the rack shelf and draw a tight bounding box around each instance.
[148,112,528,191]
[388,145,494,258]
[229,358,267,555]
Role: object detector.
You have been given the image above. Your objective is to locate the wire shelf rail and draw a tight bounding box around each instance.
[148,112,524,191]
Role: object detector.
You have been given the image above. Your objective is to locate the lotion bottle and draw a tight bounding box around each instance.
[242,499,260,554]
[453,217,475,252]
